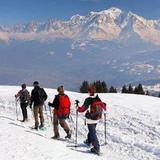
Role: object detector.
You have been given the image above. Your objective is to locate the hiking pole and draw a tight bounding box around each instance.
[15,97,18,120]
[104,112,107,145]
[49,105,53,123]
[30,107,34,121]
[44,103,50,126]
[68,114,76,138]
[75,100,80,147]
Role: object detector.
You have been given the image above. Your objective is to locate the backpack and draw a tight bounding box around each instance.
[36,88,48,104]
[56,94,71,117]
[20,90,30,104]
[90,95,106,120]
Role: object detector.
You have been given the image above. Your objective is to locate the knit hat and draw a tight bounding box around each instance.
[21,83,26,89]
[33,81,39,86]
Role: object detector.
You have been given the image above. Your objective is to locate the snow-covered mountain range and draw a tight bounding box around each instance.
[0,7,160,45]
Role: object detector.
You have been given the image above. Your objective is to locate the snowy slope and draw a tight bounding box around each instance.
[0,86,160,160]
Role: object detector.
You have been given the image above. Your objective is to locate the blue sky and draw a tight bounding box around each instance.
[0,0,160,25]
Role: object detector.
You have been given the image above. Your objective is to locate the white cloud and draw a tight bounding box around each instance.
[66,52,73,58]
[48,51,55,56]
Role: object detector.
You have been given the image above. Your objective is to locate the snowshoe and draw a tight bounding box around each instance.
[51,135,60,139]
[90,147,100,155]
[39,123,44,129]
[31,126,38,130]
[83,139,91,147]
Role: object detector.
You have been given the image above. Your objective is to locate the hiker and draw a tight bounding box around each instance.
[77,85,106,155]
[15,84,30,122]
[30,81,48,129]
[48,85,72,139]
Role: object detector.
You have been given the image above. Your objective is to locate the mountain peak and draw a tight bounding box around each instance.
[89,7,123,16]
[106,7,122,13]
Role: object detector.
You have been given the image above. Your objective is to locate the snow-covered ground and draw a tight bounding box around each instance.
[0,85,160,160]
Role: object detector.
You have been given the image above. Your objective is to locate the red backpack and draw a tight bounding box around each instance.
[56,95,71,117]
[90,96,106,120]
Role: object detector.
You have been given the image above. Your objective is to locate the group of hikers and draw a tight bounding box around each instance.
[15,81,107,155]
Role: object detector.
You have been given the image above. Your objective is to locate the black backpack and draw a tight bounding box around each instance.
[36,88,47,104]
[20,90,30,104]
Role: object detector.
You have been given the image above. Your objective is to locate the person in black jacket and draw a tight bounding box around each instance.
[30,81,47,129]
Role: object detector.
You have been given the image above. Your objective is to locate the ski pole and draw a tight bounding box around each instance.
[75,100,80,147]
[68,114,75,136]
[69,114,74,127]
[31,107,34,121]
[15,98,18,120]
[49,105,53,123]
[104,112,107,145]
[44,103,50,126]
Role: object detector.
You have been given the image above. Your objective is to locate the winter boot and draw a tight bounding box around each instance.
[31,126,38,130]
[32,122,39,130]
[51,135,60,139]
[91,147,100,155]
[65,130,72,139]
[39,123,44,129]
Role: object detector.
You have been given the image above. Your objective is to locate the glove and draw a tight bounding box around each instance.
[85,111,91,119]
[48,102,53,107]
[75,100,80,106]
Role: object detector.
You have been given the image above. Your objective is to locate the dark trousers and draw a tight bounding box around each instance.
[20,103,28,120]
[87,124,100,151]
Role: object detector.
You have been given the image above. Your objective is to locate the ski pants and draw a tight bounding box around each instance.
[87,123,100,151]
[20,103,28,120]
[53,112,70,137]
[33,105,44,127]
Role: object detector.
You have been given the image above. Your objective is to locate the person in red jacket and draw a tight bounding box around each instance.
[48,86,72,139]
[77,85,106,155]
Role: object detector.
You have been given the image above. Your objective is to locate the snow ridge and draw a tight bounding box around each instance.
[0,7,160,45]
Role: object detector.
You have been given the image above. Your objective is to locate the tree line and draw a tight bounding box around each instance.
[80,81,147,95]
[80,81,117,93]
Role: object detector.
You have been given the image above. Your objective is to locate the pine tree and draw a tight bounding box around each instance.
[122,85,128,93]
[102,81,108,93]
[80,81,89,93]
[138,84,145,95]
[109,86,117,93]
[134,86,138,94]
[114,87,117,93]
[95,81,103,93]
[128,84,134,94]
[134,84,145,95]
[146,90,150,96]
